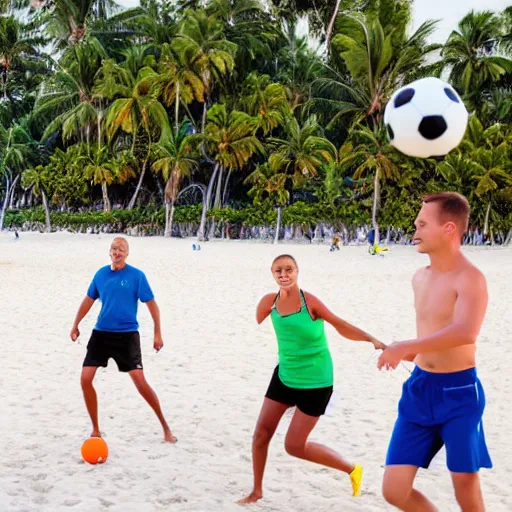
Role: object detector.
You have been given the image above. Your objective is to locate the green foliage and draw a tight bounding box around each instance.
[1,0,511,239]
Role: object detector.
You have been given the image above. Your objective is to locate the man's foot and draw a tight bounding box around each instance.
[236,491,263,505]
[349,464,363,497]
[163,429,177,443]
[90,429,101,438]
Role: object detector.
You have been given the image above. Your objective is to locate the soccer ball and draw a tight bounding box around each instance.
[384,77,468,159]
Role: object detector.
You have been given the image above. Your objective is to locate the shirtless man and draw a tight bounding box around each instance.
[377,192,492,512]
[70,237,176,443]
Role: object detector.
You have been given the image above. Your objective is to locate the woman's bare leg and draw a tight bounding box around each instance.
[237,398,290,504]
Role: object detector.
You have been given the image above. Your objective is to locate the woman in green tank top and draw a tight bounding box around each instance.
[238,254,385,505]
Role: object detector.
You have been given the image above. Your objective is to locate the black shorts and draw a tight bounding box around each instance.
[265,366,333,417]
[83,330,143,372]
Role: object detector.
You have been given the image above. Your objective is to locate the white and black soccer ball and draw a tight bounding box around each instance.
[384,77,468,159]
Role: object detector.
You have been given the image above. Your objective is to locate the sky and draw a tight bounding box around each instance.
[118,0,510,44]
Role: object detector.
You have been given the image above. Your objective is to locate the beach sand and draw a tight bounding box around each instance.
[1,232,511,512]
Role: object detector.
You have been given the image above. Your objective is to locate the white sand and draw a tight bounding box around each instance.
[1,232,511,512]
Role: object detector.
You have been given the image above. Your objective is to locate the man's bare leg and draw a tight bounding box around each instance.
[452,472,485,512]
[80,367,101,437]
[129,370,177,443]
[237,399,290,505]
[382,466,438,511]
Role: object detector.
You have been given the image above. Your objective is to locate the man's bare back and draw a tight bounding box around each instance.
[412,255,487,373]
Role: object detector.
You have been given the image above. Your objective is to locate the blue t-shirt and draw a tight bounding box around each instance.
[87,264,154,332]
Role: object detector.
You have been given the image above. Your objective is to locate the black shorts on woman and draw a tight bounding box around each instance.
[265,366,333,417]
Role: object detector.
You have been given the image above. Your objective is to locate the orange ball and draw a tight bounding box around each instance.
[81,437,109,464]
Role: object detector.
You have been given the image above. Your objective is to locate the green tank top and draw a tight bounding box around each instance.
[270,290,333,389]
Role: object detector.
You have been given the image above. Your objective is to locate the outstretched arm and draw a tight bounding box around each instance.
[307,293,385,350]
[70,296,95,341]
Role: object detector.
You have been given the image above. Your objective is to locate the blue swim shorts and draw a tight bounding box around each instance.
[386,366,492,473]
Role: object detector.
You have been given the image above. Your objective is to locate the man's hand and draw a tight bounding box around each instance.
[377,342,408,370]
[70,325,80,342]
[154,333,164,352]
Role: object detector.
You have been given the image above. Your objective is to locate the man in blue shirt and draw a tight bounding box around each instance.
[70,237,176,443]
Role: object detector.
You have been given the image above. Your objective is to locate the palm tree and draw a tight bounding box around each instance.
[441,11,512,100]
[482,87,512,124]
[82,144,114,212]
[132,0,178,48]
[339,123,402,247]
[152,120,198,237]
[263,114,336,241]
[453,116,512,240]
[196,103,263,240]
[34,37,106,144]
[240,72,289,135]
[0,16,45,99]
[245,161,289,243]
[82,143,136,212]
[207,0,277,78]
[313,13,441,130]
[151,42,204,133]
[34,145,89,209]
[22,165,52,232]
[94,56,169,208]
[0,123,33,230]
[267,114,336,183]
[34,0,120,45]
[173,10,237,132]
[274,32,324,113]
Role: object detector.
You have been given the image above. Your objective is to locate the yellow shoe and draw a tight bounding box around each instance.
[349,464,363,497]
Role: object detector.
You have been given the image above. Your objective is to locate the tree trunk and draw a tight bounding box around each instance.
[197,163,219,241]
[483,201,491,237]
[213,166,224,209]
[0,175,11,231]
[504,228,512,246]
[168,202,175,237]
[222,169,232,206]
[127,158,147,210]
[274,205,282,244]
[371,169,380,247]
[8,181,17,209]
[164,201,175,238]
[325,0,342,55]
[41,189,51,233]
[201,98,208,135]
[209,216,216,239]
[101,180,111,213]
[2,62,8,100]
[0,174,19,231]
[175,82,180,133]
[86,124,90,152]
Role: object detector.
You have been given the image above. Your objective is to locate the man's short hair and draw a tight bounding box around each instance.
[422,192,470,234]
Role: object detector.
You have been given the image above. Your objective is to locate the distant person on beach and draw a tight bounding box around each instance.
[367,228,376,245]
[14,230,19,239]
[377,192,492,511]
[330,233,341,251]
[238,254,385,505]
[70,237,176,443]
